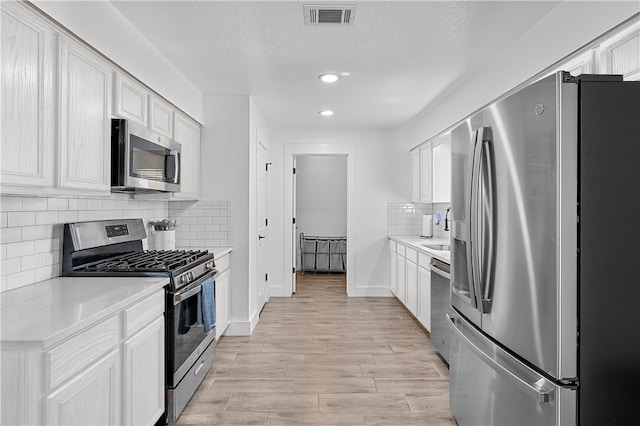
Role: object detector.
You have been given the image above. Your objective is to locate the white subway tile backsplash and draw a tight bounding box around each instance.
[1,196,232,291]
[23,197,48,211]
[1,196,22,211]
[8,211,35,227]
[47,198,68,211]
[6,270,35,290]
[1,258,22,276]
[1,227,22,244]
[35,211,59,225]
[6,241,35,259]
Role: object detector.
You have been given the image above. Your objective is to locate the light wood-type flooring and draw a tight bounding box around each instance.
[177,272,455,425]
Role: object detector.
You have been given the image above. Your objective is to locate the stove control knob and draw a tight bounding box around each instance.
[189,272,194,281]
[180,274,188,285]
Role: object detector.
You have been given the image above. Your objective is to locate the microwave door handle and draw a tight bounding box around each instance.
[173,152,180,184]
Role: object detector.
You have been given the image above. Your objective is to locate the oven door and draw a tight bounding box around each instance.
[167,271,217,386]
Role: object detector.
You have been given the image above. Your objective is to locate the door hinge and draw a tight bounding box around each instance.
[293,217,296,224]
[266,162,272,171]
[293,167,296,174]
[292,267,296,274]
[265,273,268,281]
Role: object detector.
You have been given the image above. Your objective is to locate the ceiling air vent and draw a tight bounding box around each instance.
[304,4,356,26]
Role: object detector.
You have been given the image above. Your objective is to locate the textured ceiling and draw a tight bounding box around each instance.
[111,1,561,128]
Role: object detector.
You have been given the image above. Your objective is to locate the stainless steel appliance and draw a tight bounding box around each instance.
[430,258,450,365]
[449,73,640,426]
[62,219,218,425]
[111,119,181,193]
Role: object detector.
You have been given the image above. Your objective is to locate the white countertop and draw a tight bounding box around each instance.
[389,235,451,264]
[0,276,168,348]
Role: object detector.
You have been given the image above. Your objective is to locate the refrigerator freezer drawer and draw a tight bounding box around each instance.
[449,309,576,426]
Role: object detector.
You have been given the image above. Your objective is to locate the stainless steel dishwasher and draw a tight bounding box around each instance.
[430,258,451,365]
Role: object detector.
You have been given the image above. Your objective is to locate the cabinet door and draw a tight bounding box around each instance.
[389,248,397,296]
[419,142,432,202]
[114,73,148,126]
[406,260,418,315]
[418,266,431,331]
[599,22,640,81]
[215,268,230,339]
[1,3,56,189]
[432,136,451,203]
[58,36,112,192]
[123,315,164,426]
[397,253,406,304]
[46,350,120,426]
[149,95,173,138]
[410,148,420,202]
[173,113,200,200]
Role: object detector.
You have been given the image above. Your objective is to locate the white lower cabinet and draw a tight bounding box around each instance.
[391,239,435,333]
[46,349,120,426]
[123,316,164,426]
[215,269,231,339]
[406,259,418,315]
[1,289,165,426]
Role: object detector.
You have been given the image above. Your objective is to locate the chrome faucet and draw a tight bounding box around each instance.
[444,207,451,231]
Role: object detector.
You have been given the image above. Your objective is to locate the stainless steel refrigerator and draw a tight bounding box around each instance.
[448,72,640,426]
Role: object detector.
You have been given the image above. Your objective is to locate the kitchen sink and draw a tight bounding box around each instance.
[422,244,450,251]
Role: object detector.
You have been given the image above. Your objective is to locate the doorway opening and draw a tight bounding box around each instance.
[295,155,347,294]
[283,144,355,297]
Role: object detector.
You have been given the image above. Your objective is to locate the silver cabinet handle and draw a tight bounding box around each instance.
[447,313,554,403]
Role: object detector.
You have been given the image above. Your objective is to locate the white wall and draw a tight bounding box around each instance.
[296,156,347,236]
[32,0,203,122]
[269,128,406,296]
[403,2,639,149]
[200,94,251,331]
[295,156,347,269]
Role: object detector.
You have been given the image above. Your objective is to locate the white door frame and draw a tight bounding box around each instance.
[283,143,355,296]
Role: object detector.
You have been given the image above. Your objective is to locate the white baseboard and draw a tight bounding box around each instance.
[224,310,260,336]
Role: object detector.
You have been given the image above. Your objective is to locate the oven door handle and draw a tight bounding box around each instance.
[174,284,202,305]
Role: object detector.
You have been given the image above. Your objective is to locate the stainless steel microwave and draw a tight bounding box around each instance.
[111,119,181,193]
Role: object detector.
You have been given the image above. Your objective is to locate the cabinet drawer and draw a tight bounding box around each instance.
[390,240,397,252]
[418,252,432,269]
[215,253,230,272]
[405,247,418,263]
[396,244,406,256]
[123,290,164,337]
[47,315,119,391]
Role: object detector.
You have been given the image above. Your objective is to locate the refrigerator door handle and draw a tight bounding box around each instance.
[447,313,555,403]
[478,132,495,312]
[469,129,485,312]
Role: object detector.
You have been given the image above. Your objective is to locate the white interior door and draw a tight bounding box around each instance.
[257,142,268,310]
[292,156,297,294]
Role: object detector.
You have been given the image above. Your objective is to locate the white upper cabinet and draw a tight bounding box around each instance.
[173,112,200,200]
[58,35,112,193]
[410,148,420,202]
[149,95,174,138]
[599,21,640,81]
[419,142,433,202]
[1,3,56,191]
[432,134,451,203]
[114,73,148,126]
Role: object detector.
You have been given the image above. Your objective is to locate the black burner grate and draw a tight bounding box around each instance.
[75,250,210,273]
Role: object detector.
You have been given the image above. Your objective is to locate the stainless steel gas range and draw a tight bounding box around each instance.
[62,218,218,425]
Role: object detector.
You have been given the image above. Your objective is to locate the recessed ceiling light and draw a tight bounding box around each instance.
[318,73,339,83]
[340,72,351,76]
[319,110,334,117]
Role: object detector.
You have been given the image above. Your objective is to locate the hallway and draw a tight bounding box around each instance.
[177,273,454,425]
